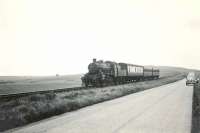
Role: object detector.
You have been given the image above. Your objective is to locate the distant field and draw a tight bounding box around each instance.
[0,66,192,95]
[0,75,82,95]
[158,66,191,78]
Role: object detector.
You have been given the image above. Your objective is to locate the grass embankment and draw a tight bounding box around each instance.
[192,72,200,133]
[0,72,187,132]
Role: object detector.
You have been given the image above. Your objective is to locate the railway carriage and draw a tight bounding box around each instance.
[143,67,153,79]
[143,67,159,80]
[116,63,144,82]
[153,68,159,79]
[81,59,160,87]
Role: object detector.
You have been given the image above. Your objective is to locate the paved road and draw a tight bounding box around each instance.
[8,79,193,133]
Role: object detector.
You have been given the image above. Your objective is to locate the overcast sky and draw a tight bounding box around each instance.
[0,0,200,75]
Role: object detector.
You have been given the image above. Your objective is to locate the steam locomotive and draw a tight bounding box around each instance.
[81,59,160,87]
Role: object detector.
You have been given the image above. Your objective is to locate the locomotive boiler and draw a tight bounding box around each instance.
[81,59,160,87]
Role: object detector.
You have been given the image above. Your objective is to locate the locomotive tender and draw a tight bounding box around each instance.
[81,59,160,87]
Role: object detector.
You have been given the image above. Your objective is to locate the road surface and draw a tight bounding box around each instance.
[7,79,193,133]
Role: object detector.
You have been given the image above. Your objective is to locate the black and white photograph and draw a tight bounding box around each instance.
[0,0,200,132]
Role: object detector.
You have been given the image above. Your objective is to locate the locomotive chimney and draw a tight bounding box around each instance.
[93,58,97,63]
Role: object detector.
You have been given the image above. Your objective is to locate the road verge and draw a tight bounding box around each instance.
[192,82,200,133]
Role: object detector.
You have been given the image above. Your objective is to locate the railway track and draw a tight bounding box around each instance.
[0,86,95,100]
[0,77,169,101]
[0,82,140,100]
[0,82,139,100]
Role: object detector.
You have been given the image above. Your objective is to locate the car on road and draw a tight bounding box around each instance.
[186,72,199,86]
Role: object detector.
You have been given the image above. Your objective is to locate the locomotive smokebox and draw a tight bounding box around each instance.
[93,58,97,63]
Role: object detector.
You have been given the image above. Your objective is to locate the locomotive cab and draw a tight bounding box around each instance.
[81,59,115,87]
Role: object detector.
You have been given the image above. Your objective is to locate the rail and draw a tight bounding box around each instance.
[0,86,94,100]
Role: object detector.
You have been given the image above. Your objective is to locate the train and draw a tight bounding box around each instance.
[81,59,160,87]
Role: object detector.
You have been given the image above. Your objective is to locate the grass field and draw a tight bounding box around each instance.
[0,75,82,95]
[0,66,194,131]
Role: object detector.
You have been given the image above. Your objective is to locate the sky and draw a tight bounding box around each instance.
[0,0,200,76]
